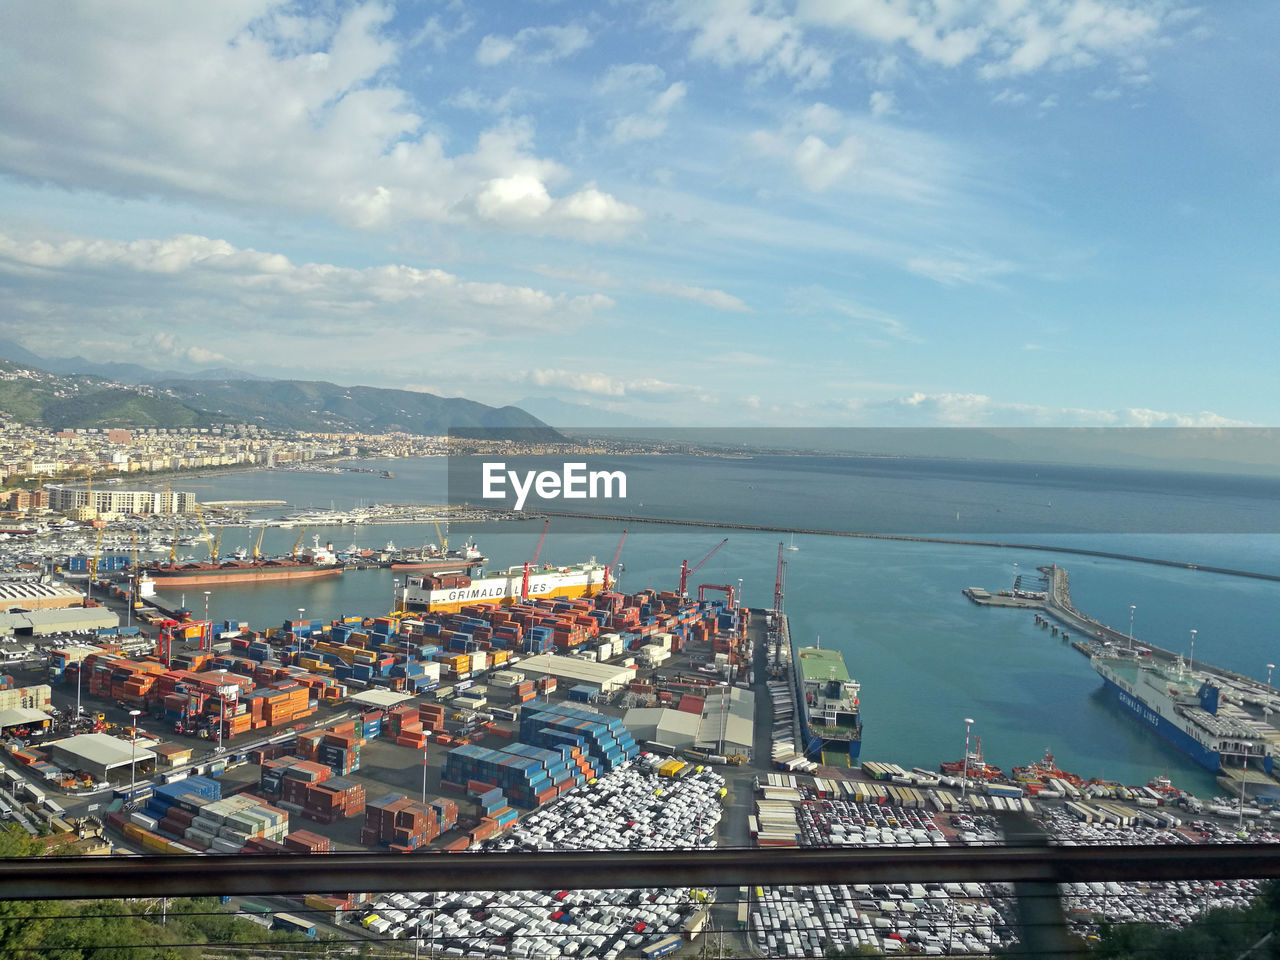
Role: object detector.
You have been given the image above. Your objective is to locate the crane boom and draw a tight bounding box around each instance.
[432,518,448,554]
[521,519,552,602]
[292,527,307,558]
[253,525,265,560]
[603,529,627,593]
[773,540,786,617]
[679,538,728,596]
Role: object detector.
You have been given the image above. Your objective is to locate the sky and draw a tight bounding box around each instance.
[0,1,1277,428]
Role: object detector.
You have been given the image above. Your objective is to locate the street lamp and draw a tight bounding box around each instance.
[1128,605,1135,653]
[128,708,142,797]
[1239,743,1252,831]
[393,578,400,614]
[961,718,975,802]
[1189,629,1197,674]
[1267,664,1275,690]
[203,590,211,622]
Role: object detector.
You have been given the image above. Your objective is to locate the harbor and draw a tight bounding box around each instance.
[1,537,1279,955]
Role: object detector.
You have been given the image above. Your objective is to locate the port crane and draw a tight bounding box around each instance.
[679,538,728,597]
[154,617,214,666]
[431,518,448,554]
[252,525,265,560]
[602,529,627,593]
[291,527,308,559]
[520,519,551,602]
[773,540,786,619]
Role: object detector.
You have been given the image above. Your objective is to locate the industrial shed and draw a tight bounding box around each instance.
[0,706,51,734]
[694,686,755,758]
[512,654,634,695]
[0,606,119,637]
[0,581,85,613]
[350,689,415,709]
[50,733,156,780]
[623,706,702,751]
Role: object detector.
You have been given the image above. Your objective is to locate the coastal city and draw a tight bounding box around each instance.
[4,1,1279,957]
[0,441,1277,957]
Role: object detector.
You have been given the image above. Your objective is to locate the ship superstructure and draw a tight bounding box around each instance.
[794,645,862,761]
[1093,654,1278,775]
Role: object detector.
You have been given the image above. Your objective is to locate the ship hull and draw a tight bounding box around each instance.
[791,643,862,762]
[148,566,343,586]
[389,559,484,572]
[402,564,605,614]
[1098,674,1221,772]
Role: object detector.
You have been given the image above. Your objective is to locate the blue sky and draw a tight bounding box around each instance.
[0,1,1276,427]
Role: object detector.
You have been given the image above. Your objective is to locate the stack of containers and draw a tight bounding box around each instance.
[520,703,639,774]
[301,777,366,824]
[419,703,446,732]
[283,829,332,854]
[361,793,442,851]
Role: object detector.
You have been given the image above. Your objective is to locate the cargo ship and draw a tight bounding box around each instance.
[1093,654,1275,775]
[793,645,862,762]
[389,538,486,573]
[145,539,343,587]
[401,560,607,614]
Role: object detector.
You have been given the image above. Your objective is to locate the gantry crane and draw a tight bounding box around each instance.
[679,538,728,597]
[603,529,627,593]
[520,519,551,602]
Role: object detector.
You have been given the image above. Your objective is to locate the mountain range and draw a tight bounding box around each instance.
[0,344,554,436]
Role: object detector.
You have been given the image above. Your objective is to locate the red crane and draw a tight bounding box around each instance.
[773,540,786,617]
[679,538,728,597]
[154,618,213,667]
[603,529,627,593]
[520,518,551,602]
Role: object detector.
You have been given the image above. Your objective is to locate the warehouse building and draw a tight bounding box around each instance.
[50,733,157,780]
[511,654,634,696]
[0,606,119,637]
[0,581,85,613]
[623,687,755,759]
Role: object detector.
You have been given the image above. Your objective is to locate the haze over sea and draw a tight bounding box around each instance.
[156,455,1280,798]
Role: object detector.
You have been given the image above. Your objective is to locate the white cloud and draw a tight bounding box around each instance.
[647,281,752,313]
[749,124,863,193]
[476,24,592,66]
[0,5,635,240]
[596,62,666,94]
[150,331,229,367]
[528,369,686,398]
[524,264,618,288]
[797,0,1179,78]
[869,90,896,117]
[877,392,1251,427]
[0,230,615,367]
[609,81,688,144]
[906,251,1015,286]
[659,0,833,87]
[788,286,919,342]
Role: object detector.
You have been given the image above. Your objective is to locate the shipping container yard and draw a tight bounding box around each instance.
[3,556,1280,958]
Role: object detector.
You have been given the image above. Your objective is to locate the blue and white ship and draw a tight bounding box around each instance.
[1093,655,1276,776]
[794,645,862,762]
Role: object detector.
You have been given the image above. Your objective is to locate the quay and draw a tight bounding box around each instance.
[538,510,1280,584]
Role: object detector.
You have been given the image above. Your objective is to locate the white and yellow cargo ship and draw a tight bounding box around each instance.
[401,560,607,614]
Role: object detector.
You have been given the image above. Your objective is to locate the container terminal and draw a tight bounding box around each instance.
[1,553,1279,957]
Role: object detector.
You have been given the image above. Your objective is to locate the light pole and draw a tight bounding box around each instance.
[1267,664,1275,690]
[1239,743,1252,831]
[298,608,305,633]
[128,708,142,797]
[1189,629,1197,674]
[1128,605,1135,653]
[393,578,400,614]
[961,717,975,802]
[203,590,212,650]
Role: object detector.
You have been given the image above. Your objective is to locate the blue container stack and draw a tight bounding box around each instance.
[520,704,638,773]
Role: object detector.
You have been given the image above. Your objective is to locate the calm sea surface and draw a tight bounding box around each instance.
[150,456,1280,797]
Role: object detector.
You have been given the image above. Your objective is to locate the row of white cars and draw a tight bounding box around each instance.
[351,758,727,957]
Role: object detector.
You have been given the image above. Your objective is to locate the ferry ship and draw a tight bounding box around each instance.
[389,538,487,573]
[1093,654,1276,775]
[401,560,607,614]
[145,539,343,587]
[794,645,862,762]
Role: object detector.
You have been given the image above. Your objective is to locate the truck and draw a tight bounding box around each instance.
[273,912,317,938]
